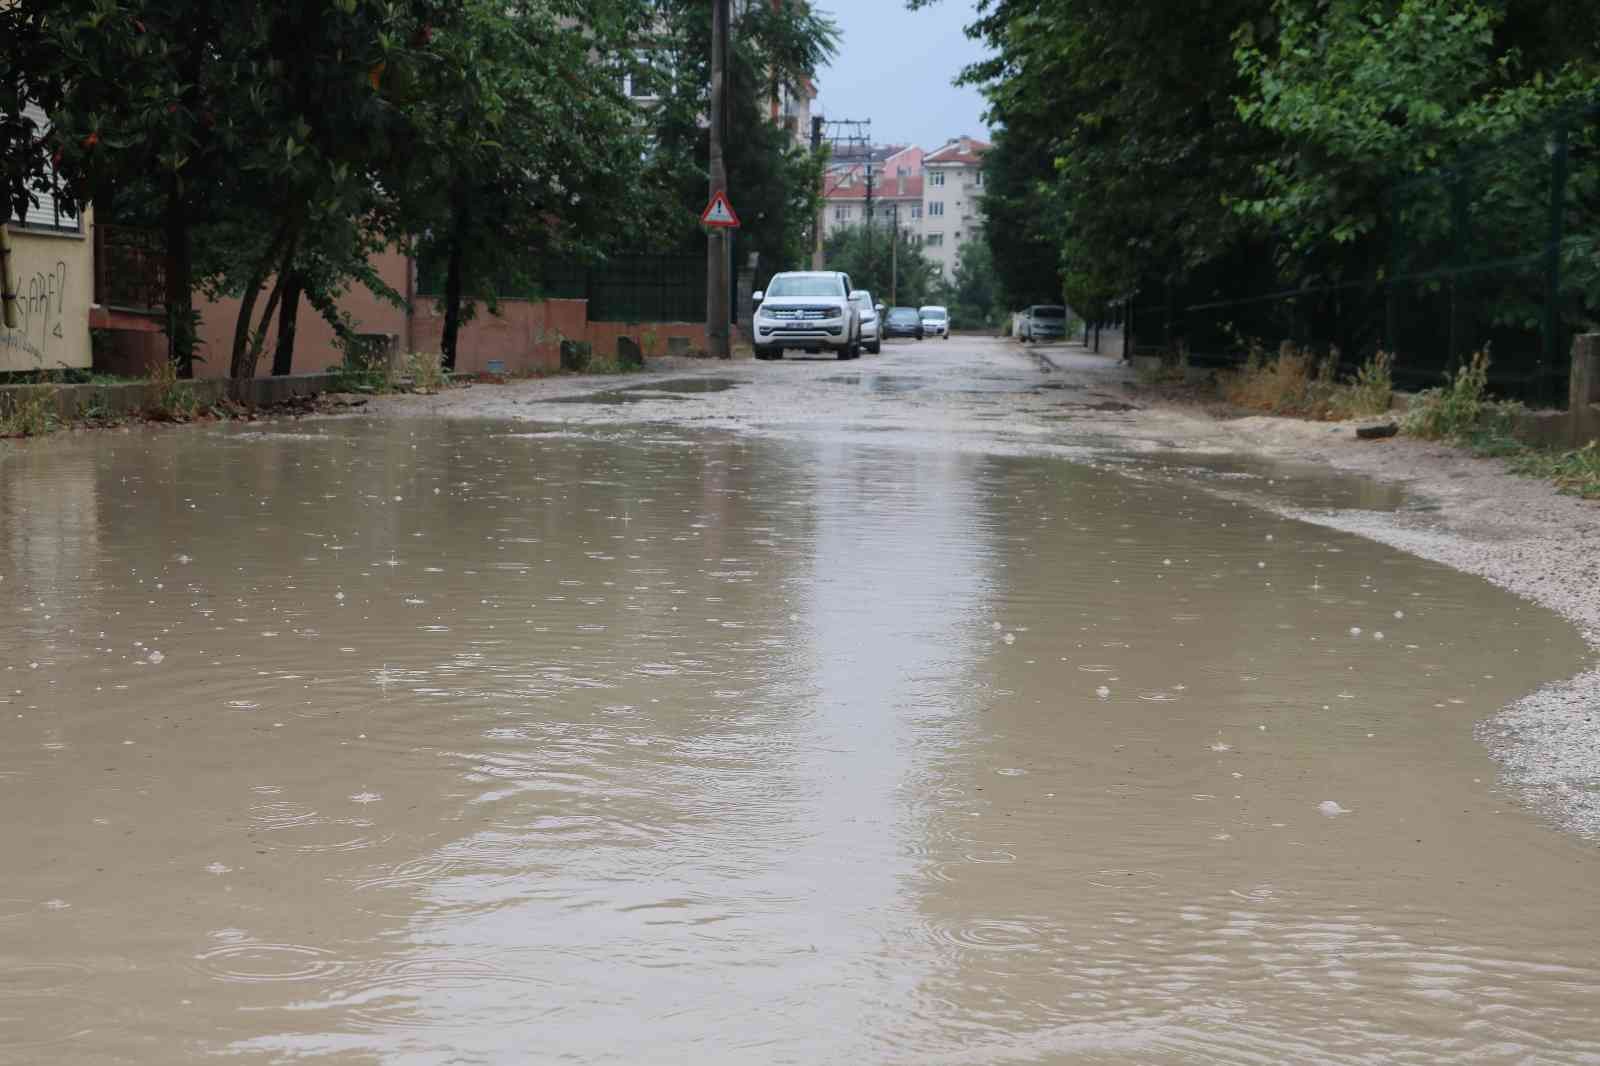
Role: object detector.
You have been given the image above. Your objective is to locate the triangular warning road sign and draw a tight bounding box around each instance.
[700,191,741,228]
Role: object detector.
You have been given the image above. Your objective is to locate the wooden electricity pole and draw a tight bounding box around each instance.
[0,225,18,329]
[705,0,732,359]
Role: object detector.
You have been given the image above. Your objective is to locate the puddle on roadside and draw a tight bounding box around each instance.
[821,374,927,394]
[542,377,742,405]
[1,419,1596,1064]
[619,377,741,395]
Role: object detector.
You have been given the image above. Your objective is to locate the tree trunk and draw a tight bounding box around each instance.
[163,179,195,377]
[232,225,294,377]
[229,223,296,378]
[271,272,303,376]
[441,213,466,372]
[246,270,290,370]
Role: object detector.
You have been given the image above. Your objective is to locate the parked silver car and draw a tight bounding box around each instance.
[850,289,882,354]
[752,272,862,360]
[1017,304,1068,342]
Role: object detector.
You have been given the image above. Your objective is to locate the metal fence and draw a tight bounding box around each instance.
[1125,98,1600,406]
[416,250,712,323]
[93,223,165,311]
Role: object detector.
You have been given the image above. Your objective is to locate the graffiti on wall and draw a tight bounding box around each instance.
[1,259,69,366]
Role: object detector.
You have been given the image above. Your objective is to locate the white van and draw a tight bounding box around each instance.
[919,305,949,339]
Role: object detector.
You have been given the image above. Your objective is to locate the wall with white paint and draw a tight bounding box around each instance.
[3,211,93,372]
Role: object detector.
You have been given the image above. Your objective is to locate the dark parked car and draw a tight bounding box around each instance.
[882,306,924,340]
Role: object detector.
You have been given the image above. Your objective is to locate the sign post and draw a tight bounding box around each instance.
[701,191,740,229]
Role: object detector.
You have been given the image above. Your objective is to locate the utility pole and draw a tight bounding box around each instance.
[705,0,731,358]
[889,204,898,305]
[816,119,871,271]
[811,117,826,269]
[0,225,18,329]
[863,162,874,284]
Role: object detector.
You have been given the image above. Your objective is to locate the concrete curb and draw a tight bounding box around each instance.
[1,373,341,421]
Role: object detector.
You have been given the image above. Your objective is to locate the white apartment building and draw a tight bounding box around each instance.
[819,136,988,280]
[822,145,923,241]
[919,136,989,280]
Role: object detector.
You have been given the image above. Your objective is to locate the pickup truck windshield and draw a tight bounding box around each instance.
[767,276,844,298]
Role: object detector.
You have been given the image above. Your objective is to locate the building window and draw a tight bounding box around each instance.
[619,50,668,101]
[927,201,944,217]
[975,171,984,186]
[930,171,945,187]
[910,205,922,220]
[9,104,81,234]
[833,205,851,221]
[926,233,944,247]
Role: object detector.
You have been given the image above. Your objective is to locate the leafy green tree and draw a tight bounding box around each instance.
[978,126,1062,311]
[821,224,942,307]
[4,0,247,374]
[1235,0,1594,247]
[955,0,1270,313]
[4,0,455,377]
[401,0,663,370]
[948,240,1003,329]
[644,0,837,273]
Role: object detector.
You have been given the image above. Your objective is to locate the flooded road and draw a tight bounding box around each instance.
[3,343,1599,1064]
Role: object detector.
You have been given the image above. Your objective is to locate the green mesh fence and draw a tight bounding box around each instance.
[1126,99,1599,406]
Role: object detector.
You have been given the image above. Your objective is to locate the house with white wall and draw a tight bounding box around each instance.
[920,135,989,280]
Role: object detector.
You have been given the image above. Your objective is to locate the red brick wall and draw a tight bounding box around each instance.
[188,248,705,377]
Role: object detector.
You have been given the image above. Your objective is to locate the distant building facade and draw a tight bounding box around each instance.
[920,136,989,280]
[819,136,988,281]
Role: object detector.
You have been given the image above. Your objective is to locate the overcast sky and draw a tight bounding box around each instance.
[812,0,992,151]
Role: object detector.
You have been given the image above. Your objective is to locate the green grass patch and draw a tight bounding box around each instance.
[1402,350,1599,500]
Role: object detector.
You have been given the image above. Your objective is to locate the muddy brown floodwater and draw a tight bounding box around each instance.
[2,415,1598,1064]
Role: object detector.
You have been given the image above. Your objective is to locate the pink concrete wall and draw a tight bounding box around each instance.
[191,248,412,378]
[410,297,587,375]
[587,322,707,360]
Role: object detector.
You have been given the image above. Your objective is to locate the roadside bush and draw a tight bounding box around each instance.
[148,359,198,421]
[1137,345,1191,385]
[1332,350,1394,418]
[0,387,59,437]
[1402,349,1494,440]
[1508,441,1600,500]
[559,339,593,372]
[1221,342,1334,415]
[583,355,647,375]
[407,351,447,394]
[1222,343,1394,420]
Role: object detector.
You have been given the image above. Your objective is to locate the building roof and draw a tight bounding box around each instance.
[925,136,991,167]
[823,174,924,202]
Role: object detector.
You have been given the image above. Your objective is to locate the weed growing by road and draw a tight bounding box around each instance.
[148,358,199,421]
[1507,442,1600,499]
[1221,343,1392,419]
[407,351,447,394]
[0,387,59,437]
[1137,347,1190,385]
[1399,350,1599,499]
[1334,350,1394,418]
[581,355,647,375]
[1402,350,1496,439]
